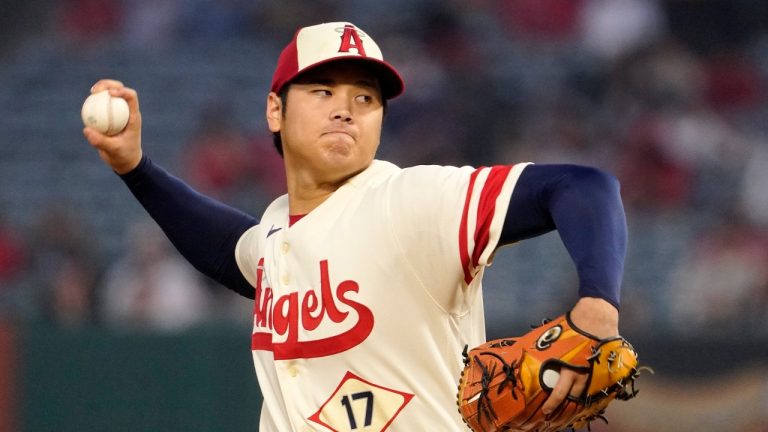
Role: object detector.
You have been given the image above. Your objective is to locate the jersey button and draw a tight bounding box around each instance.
[281,274,290,285]
[288,366,299,377]
[282,242,290,253]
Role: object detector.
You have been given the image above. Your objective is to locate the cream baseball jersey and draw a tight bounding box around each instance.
[235,160,529,431]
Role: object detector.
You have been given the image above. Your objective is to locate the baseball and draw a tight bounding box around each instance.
[81,90,129,136]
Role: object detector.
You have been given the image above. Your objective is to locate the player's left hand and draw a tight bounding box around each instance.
[540,297,619,415]
[457,306,642,432]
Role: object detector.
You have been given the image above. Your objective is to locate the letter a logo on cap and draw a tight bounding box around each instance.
[271,22,405,99]
[338,24,367,56]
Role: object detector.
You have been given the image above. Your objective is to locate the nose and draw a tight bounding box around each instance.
[331,107,353,123]
[330,92,353,123]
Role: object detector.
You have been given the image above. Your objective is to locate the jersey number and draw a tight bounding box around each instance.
[340,391,374,429]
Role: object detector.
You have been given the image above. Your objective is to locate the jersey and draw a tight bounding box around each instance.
[235,159,529,431]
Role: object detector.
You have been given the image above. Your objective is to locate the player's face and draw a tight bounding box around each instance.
[267,61,384,186]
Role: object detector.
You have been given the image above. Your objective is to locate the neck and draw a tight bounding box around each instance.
[283,158,373,215]
[286,169,355,215]
[287,184,335,215]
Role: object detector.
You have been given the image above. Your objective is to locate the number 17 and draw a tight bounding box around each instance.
[340,391,374,429]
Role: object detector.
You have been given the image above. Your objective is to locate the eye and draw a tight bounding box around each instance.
[355,94,373,104]
[312,89,332,97]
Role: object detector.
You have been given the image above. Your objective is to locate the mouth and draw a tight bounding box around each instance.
[322,129,353,137]
[321,130,356,144]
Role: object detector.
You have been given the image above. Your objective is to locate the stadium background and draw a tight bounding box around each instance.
[0,0,767,431]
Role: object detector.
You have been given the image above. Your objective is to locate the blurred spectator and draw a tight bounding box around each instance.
[395,3,504,164]
[26,205,101,327]
[669,210,768,334]
[495,0,584,43]
[740,142,768,228]
[121,0,181,50]
[578,0,665,61]
[54,0,122,43]
[0,215,25,287]
[247,0,342,39]
[100,221,211,332]
[663,0,767,56]
[385,104,465,167]
[177,0,253,42]
[182,103,285,214]
[704,47,764,112]
[606,38,706,112]
[182,103,254,201]
[246,134,287,201]
[48,255,97,327]
[495,95,613,169]
[0,213,26,318]
[614,113,695,212]
[0,0,52,58]
[417,3,480,74]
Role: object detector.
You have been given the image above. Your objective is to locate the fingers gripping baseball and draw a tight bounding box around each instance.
[82,80,143,174]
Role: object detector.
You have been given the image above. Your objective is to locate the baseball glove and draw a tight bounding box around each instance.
[457,313,648,432]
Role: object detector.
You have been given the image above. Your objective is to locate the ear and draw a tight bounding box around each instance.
[266,92,282,133]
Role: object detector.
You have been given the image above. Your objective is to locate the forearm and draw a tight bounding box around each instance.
[502,164,627,309]
[120,155,257,298]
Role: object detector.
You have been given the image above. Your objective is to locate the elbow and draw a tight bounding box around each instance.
[568,165,621,199]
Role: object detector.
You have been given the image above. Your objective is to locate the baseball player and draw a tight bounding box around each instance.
[83,22,626,432]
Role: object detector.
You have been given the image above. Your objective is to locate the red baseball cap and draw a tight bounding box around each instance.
[270,22,405,100]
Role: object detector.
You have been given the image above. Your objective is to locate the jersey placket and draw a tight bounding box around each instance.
[271,229,316,431]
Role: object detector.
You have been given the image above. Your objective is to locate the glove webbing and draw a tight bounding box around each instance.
[461,342,524,432]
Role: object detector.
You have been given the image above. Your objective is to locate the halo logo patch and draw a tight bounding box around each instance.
[536,325,562,350]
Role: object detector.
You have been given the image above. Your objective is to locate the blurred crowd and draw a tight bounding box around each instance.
[1,0,767,337]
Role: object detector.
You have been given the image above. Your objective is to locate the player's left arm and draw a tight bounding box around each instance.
[500,163,626,411]
[501,163,625,326]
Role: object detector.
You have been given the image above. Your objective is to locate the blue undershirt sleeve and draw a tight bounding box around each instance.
[119,155,258,299]
[500,164,627,309]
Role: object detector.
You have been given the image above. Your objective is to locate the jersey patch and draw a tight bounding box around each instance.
[308,371,414,431]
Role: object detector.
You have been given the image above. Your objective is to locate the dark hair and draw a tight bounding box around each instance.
[271,86,388,157]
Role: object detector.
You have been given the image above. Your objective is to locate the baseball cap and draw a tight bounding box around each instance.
[271,22,405,100]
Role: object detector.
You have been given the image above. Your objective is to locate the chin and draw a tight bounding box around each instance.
[322,157,371,182]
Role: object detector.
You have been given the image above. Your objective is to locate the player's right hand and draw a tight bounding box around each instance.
[82,79,143,175]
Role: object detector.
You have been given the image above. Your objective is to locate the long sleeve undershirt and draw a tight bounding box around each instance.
[120,157,626,307]
[500,164,626,309]
[120,155,257,299]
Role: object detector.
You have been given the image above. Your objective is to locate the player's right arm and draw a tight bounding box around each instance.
[82,80,257,299]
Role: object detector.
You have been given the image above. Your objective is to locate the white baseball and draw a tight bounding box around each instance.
[81,90,130,136]
[541,368,560,390]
